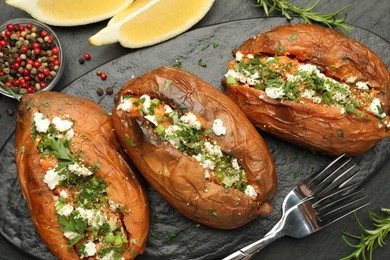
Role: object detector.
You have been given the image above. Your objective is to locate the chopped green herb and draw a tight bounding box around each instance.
[163,80,172,91]
[198,59,207,68]
[201,44,210,51]
[278,44,285,54]
[38,137,75,162]
[172,58,183,68]
[125,136,136,147]
[209,211,217,217]
[19,146,25,153]
[155,124,166,135]
[226,76,237,85]
[377,105,384,115]
[343,55,349,63]
[202,129,213,136]
[90,161,102,173]
[346,104,355,114]
[213,43,219,48]
[166,231,179,242]
[41,102,49,107]
[293,172,303,179]
[337,129,344,137]
[27,100,33,110]
[288,33,298,42]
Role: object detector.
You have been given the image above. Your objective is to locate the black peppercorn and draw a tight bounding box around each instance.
[79,58,85,64]
[106,86,114,95]
[96,87,104,96]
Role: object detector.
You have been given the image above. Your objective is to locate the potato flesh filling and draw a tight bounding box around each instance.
[117,94,258,198]
[225,51,390,126]
[32,112,131,259]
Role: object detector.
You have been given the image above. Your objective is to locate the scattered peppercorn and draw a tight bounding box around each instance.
[78,58,85,64]
[96,87,104,96]
[0,22,61,95]
[100,73,107,81]
[105,86,113,95]
[83,52,91,60]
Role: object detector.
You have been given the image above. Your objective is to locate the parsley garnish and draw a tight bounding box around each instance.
[125,135,137,147]
[38,137,75,162]
[163,80,172,91]
[58,212,88,248]
[278,44,285,54]
[209,211,217,217]
[172,58,183,68]
[288,33,298,42]
[198,59,207,68]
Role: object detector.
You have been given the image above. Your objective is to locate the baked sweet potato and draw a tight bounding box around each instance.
[223,23,390,156]
[112,66,276,229]
[15,92,149,259]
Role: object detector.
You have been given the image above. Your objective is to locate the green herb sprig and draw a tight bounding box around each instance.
[255,0,352,33]
[0,76,20,101]
[341,207,390,260]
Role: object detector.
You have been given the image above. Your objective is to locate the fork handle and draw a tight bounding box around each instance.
[223,231,284,260]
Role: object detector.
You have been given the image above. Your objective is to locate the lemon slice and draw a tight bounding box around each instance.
[89,0,215,48]
[5,0,134,26]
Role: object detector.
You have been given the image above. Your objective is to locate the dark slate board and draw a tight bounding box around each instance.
[0,18,389,260]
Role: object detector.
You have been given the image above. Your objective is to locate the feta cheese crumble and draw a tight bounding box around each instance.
[144,115,158,126]
[355,81,369,90]
[33,112,51,133]
[368,98,386,118]
[64,231,80,240]
[265,87,284,99]
[52,117,73,132]
[180,112,202,129]
[117,96,133,112]
[235,51,244,61]
[84,241,97,257]
[140,94,151,112]
[68,163,93,176]
[43,169,60,190]
[244,185,257,198]
[212,119,227,136]
[204,142,223,158]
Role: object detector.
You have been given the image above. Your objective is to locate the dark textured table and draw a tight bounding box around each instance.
[0,0,389,259]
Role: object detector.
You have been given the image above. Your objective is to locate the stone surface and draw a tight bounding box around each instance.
[0,18,389,260]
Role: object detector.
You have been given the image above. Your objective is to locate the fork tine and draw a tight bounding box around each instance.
[311,181,360,205]
[315,167,360,196]
[304,154,347,186]
[315,190,370,227]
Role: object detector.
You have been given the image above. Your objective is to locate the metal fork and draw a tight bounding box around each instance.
[223,156,370,260]
[223,188,370,259]
[267,154,360,235]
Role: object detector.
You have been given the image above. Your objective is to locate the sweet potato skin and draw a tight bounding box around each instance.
[226,23,390,156]
[15,92,149,259]
[112,66,277,229]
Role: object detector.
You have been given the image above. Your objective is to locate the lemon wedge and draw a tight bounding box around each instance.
[89,0,215,48]
[5,0,134,26]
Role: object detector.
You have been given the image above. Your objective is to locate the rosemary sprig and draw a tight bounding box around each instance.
[0,76,20,101]
[255,0,352,33]
[341,207,390,260]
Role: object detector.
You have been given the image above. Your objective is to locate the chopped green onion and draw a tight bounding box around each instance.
[226,76,237,85]
[155,124,166,135]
